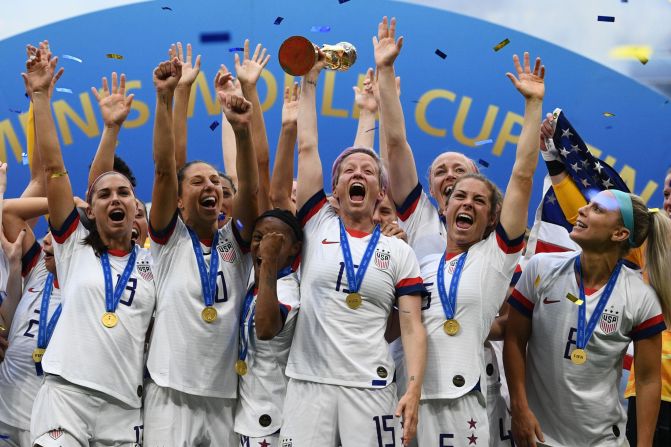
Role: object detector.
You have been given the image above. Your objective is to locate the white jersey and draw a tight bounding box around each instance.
[0,248,8,304]
[509,251,666,446]
[420,225,523,401]
[0,243,61,430]
[396,183,446,259]
[43,209,156,408]
[235,271,300,437]
[147,213,252,398]
[287,190,425,388]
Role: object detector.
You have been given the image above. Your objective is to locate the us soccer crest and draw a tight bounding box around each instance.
[599,306,620,335]
[48,429,64,439]
[447,258,459,274]
[374,248,391,270]
[136,259,153,281]
[217,239,237,263]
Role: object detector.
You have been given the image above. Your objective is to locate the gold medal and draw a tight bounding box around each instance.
[571,348,587,365]
[443,319,460,336]
[201,306,218,323]
[345,292,362,310]
[32,348,46,363]
[101,312,118,328]
[235,360,248,376]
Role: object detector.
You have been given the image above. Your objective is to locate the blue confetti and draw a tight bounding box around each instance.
[62,54,83,63]
[56,88,73,94]
[25,93,29,98]
[311,25,331,33]
[274,16,284,25]
[22,152,29,166]
[0,434,9,439]
[236,219,243,229]
[161,6,172,10]
[210,121,220,131]
[228,47,244,53]
[200,32,231,43]
[597,15,615,22]
[475,139,493,146]
[435,49,447,59]
[338,0,351,3]
[218,213,226,221]
[478,159,490,168]
[9,108,21,114]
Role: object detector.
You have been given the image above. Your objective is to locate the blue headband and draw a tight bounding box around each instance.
[609,190,635,247]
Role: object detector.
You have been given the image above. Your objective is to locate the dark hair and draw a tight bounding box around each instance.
[218,171,237,194]
[177,160,219,196]
[254,208,303,243]
[89,155,137,187]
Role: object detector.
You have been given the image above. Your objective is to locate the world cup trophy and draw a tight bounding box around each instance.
[278,36,357,76]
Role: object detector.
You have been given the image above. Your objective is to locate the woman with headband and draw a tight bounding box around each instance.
[23,43,155,446]
[505,190,671,446]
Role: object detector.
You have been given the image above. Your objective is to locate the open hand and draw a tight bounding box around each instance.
[170,42,201,88]
[506,52,545,101]
[354,68,378,113]
[282,83,300,126]
[22,41,64,96]
[373,16,403,68]
[92,72,134,127]
[235,39,270,87]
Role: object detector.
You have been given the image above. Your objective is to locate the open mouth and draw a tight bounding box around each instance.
[109,209,126,222]
[200,196,217,209]
[455,213,474,229]
[575,219,587,229]
[443,186,453,197]
[131,227,140,241]
[349,182,366,203]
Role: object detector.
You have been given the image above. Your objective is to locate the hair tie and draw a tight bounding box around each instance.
[648,208,660,214]
[609,190,635,247]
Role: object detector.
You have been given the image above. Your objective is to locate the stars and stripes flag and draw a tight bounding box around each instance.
[525,108,629,258]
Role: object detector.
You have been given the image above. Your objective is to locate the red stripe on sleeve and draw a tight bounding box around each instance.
[510,288,534,311]
[395,277,423,289]
[631,314,665,334]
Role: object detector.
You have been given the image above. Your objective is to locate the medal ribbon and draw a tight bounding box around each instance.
[37,273,61,349]
[238,267,294,362]
[101,246,138,314]
[437,251,468,321]
[574,255,623,350]
[338,220,381,294]
[187,228,220,308]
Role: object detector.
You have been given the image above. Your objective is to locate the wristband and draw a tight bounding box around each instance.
[50,171,68,179]
[544,160,565,176]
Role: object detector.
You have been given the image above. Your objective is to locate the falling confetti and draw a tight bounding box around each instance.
[475,139,493,146]
[236,219,243,229]
[200,32,231,43]
[274,17,284,25]
[365,126,378,133]
[478,159,490,168]
[493,38,510,52]
[218,213,226,221]
[311,25,331,33]
[338,0,351,3]
[597,16,615,22]
[566,293,584,306]
[435,49,447,59]
[161,6,172,10]
[62,54,83,63]
[603,112,615,117]
[106,53,123,60]
[8,108,21,114]
[56,88,73,94]
[22,152,29,166]
[228,47,244,52]
[210,121,220,131]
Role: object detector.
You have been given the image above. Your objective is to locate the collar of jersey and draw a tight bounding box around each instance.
[108,248,131,257]
[345,227,371,238]
[445,251,463,260]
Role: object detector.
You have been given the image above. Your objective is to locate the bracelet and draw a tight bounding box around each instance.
[305,79,317,86]
[50,170,68,179]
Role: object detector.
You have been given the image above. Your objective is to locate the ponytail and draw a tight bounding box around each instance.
[630,195,671,325]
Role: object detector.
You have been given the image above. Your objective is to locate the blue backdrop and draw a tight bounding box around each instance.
[1,0,669,225]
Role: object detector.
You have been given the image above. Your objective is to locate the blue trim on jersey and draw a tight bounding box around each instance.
[395,182,423,221]
[508,295,533,319]
[148,210,178,245]
[297,189,327,227]
[631,322,666,341]
[231,219,250,253]
[372,379,387,387]
[495,223,525,252]
[21,241,42,277]
[279,303,290,327]
[396,283,428,299]
[49,207,79,243]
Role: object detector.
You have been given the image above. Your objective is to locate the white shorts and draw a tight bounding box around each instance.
[239,433,279,446]
[487,384,513,447]
[0,419,30,447]
[417,393,489,447]
[142,380,236,447]
[279,379,401,447]
[30,375,142,446]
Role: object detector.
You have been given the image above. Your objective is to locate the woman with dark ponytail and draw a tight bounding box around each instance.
[506,189,671,447]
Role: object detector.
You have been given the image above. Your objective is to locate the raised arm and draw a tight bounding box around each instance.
[171,42,201,170]
[499,53,545,239]
[254,232,286,339]
[214,65,239,187]
[150,58,182,232]
[235,39,272,213]
[219,92,257,242]
[22,42,71,229]
[270,83,299,212]
[353,68,377,149]
[296,55,327,210]
[374,17,418,205]
[88,72,134,187]
[0,224,27,334]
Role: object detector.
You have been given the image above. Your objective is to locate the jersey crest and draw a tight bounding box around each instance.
[217,239,237,263]
[136,259,153,281]
[599,306,620,335]
[374,248,391,270]
[49,429,64,439]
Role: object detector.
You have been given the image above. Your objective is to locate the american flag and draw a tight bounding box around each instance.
[525,108,629,257]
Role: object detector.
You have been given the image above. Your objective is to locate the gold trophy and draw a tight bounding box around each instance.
[278,36,357,76]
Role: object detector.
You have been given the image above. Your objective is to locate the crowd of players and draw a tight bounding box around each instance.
[0,15,670,447]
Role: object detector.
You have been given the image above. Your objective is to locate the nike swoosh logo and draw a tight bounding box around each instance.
[543,297,560,304]
[28,287,42,293]
[321,239,340,245]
